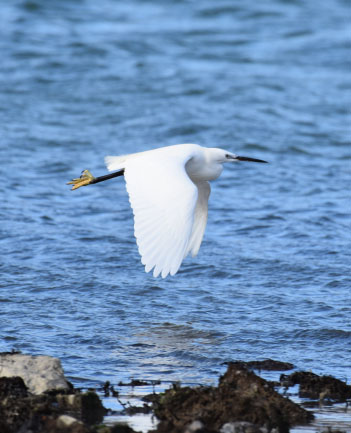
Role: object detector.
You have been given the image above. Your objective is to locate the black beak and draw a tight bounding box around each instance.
[236,156,268,163]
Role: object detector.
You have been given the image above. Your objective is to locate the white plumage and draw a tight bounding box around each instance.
[103,143,267,278]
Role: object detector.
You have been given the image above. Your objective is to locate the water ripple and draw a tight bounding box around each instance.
[0,0,350,414]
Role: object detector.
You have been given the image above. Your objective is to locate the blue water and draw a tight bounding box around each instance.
[1,0,350,410]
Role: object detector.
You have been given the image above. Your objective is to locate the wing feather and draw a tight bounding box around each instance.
[186,181,211,258]
[122,147,198,277]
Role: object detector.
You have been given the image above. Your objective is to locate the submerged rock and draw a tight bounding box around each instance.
[230,359,294,372]
[152,362,313,433]
[280,371,351,402]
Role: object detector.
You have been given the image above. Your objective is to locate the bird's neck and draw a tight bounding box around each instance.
[186,156,223,182]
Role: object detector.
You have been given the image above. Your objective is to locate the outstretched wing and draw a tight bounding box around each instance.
[122,148,198,278]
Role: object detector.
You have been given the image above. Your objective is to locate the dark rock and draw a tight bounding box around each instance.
[43,415,89,433]
[234,359,294,371]
[152,363,313,433]
[220,422,267,433]
[142,393,160,404]
[0,376,28,398]
[107,424,141,433]
[120,379,148,386]
[0,376,107,433]
[125,403,152,415]
[102,380,119,398]
[153,418,217,433]
[0,377,31,433]
[102,381,111,396]
[81,391,106,424]
[118,379,160,387]
[280,371,351,401]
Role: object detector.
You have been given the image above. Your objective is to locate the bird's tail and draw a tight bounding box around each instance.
[105,155,128,171]
[105,149,148,171]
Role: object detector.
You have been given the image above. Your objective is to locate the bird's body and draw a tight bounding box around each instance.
[68,143,267,278]
[106,143,223,181]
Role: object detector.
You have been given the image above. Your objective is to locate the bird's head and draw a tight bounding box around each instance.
[210,148,268,164]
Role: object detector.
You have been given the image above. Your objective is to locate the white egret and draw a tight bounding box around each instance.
[67,143,267,278]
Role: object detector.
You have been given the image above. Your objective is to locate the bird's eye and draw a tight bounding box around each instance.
[225,154,230,158]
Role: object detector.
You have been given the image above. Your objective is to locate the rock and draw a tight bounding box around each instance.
[56,390,106,424]
[280,371,351,402]
[45,415,89,433]
[0,353,71,394]
[219,363,312,428]
[56,414,84,428]
[0,352,143,433]
[0,375,106,433]
[152,363,313,433]
[0,376,31,433]
[229,359,294,372]
[184,420,208,432]
[220,422,269,433]
[107,425,142,433]
[0,375,28,398]
[185,420,202,432]
[80,391,107,424]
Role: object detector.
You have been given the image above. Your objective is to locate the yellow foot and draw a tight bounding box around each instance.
[67,169,96,190]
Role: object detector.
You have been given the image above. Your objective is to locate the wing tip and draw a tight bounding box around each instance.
[143,261,181,278]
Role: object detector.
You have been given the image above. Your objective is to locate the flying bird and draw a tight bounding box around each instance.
[67,143,267,278]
